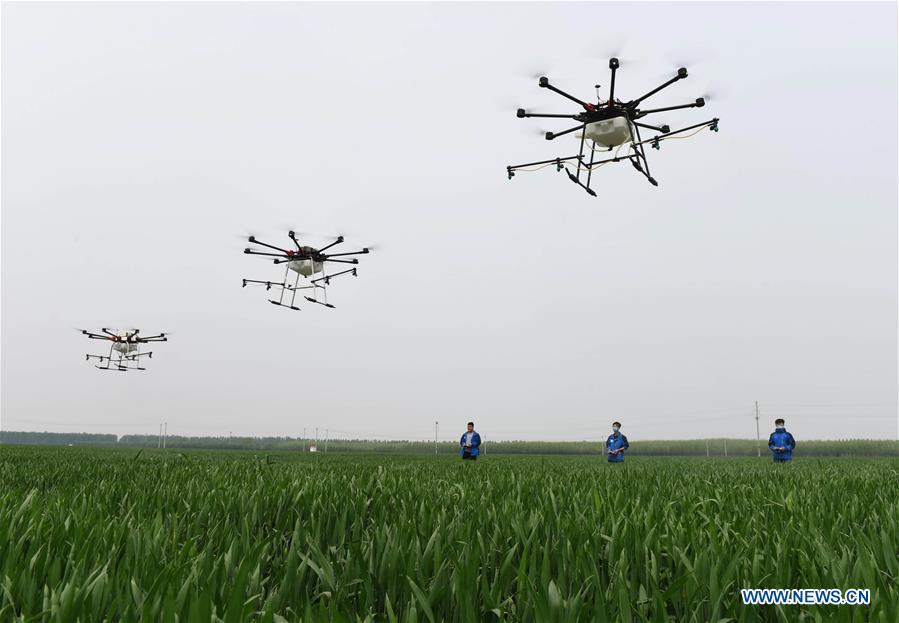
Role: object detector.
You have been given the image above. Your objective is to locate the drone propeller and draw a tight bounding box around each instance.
[283,226,354,239]
[575,35,646,74]
[698,84,728,102]
[597,35,630,60]
[653,47,715,82]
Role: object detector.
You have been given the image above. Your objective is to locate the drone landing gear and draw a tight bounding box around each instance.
[87,347,117,371]
[305,297,335,309]
[269,300,301,311]
[629,123,659,187]
[566,170,598,196]
[304,267,356,309]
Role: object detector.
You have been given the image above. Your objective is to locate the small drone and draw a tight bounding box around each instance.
[507,58,720,196]
[242,231,370,310]
[80,328,168,371]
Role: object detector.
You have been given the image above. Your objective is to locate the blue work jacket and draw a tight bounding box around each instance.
[768,428,796,461]
[606,433,629,462]
[460,431,481,457]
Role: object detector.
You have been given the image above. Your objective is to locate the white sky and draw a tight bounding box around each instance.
[2,2,897,441]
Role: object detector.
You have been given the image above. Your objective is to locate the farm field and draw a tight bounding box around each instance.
[1,447,897,622]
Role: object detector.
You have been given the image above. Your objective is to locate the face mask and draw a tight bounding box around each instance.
[612,426,620,433]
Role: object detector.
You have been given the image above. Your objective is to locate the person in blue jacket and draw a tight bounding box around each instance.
[460,422,481,460]
[606,421,629,462]
[768,418,796,462]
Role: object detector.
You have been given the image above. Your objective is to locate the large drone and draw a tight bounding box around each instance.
[507,57,720,196]
[242,231,370,310]
[80,328,168,371]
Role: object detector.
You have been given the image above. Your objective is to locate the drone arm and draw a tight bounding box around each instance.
[244,249,289,259]
[83,332,113,341]
[628,70,688,108]
[545,124,586,141]
[608,59,619,103]
[248,238,292,254]
[137,335,167,342]
[315,237,345,253]
[539,78,592,109]
[322,249,369,258]
[634,121,669,134]
[323,258,359,265]
[635,99,705,118]
[517,111,581,119]
[311,267,357,284]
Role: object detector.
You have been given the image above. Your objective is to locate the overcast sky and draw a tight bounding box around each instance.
[2,2,896,442]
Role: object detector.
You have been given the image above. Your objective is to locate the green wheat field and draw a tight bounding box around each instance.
[1,447,897,622]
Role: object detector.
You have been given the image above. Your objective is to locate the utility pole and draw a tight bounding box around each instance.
[303,427,307,452]
[324,429,329,453]
[435,421,439,455]
[705,440,709,457]
[158,423,162,449]
[724,439,728,457]
[163,422,167,449]
[755,401,761,458]
[315,427,318,451]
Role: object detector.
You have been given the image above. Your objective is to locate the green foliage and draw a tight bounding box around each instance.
[3,431,898,456]
[0,431,117,446]
[1,447,897,621]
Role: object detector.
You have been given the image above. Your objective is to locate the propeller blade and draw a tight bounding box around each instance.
[699,84,728,102]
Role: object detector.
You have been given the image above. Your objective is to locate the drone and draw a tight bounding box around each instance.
[80,328,168,371]
[242,231,370,310]
[507,57,720,196]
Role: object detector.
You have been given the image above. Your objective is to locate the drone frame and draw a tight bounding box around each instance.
[241,231,368,311]
[507,58,720,196]
[82,328,167,371]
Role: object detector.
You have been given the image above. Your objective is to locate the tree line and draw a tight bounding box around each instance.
[2,430,897,456]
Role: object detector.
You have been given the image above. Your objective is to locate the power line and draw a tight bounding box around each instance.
[754,401,761,458]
